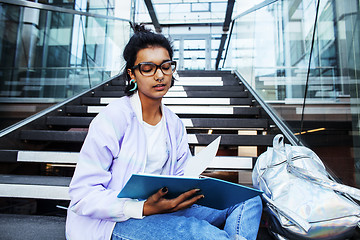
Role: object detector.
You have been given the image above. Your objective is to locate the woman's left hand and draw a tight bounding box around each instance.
[143,187,204,216]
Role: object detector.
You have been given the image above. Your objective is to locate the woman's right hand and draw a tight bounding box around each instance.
[143,187,204,216]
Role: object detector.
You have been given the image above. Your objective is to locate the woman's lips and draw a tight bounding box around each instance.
[153,84,166,91]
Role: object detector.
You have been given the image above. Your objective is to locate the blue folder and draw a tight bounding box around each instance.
[118,174,262,210]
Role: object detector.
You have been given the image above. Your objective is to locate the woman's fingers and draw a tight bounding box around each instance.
[172,194,204,211]
[170,189,201,206]
[143,188,204,216]
[150,187,169,201]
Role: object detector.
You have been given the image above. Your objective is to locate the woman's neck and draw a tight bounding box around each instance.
[139,94,162,126]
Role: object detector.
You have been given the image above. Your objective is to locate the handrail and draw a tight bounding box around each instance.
[298,0,321,144]
[0,73,123,138]
[234,70,303,146]
[221,20,234,69]
[79,14,92,88]
[0,0,131,22]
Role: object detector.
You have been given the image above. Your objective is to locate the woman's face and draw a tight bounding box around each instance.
[128,46,173,102]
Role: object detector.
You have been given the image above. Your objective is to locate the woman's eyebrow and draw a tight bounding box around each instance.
[161,59,172,64]
[139,60,171,64]
[137,59,171,65]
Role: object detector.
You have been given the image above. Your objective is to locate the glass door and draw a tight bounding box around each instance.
[172,35,211,70]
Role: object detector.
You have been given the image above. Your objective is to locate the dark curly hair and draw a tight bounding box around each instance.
[123,23,175,96]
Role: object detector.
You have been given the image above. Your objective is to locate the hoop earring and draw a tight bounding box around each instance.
[129,79,137,91]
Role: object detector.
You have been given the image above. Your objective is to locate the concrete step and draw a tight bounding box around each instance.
[103,85,245,92]
[46,116,268,129]
[19,130,274,146]
[0,174,71,200]
[0,214,66,240]
[81,97,252,106]
[65,105,260,116]
[0,150,253,170]
[92,90,248,98]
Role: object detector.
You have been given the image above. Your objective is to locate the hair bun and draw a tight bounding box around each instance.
[131,23,151,34]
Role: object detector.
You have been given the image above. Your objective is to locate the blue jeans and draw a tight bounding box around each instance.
[112,196,262,240]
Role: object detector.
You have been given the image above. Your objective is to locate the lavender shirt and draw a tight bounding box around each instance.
[65,96,191,240]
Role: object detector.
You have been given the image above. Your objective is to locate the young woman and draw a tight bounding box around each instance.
[66,25,262,240]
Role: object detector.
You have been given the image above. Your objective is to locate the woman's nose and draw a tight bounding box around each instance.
[154,67,164,79]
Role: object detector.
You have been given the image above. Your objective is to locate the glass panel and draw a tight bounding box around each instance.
[224,0,360,188]
[191,3,210,12]
[136,0,228,23]
[184,39,206,50]
[233,0,265,16]
[184,59,206,70]
[184,50,206,59]
[181,39,208,70]
[0,2,130,130]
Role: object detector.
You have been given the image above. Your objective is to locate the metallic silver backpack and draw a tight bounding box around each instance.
[252,134,360,239]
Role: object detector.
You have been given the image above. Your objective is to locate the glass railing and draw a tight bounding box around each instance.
[0,1,130,129]
[223,0,359,188]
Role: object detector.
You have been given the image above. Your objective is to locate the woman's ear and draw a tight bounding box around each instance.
[127,69,135,80]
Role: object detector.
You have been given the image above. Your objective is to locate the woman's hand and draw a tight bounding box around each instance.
[143,187,204,216]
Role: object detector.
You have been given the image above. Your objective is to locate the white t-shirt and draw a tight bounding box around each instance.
[143,117,169,174]
[124,91,169,219]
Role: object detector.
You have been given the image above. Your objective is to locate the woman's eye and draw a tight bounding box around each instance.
[162,63,171,70]
[141,65,153,72]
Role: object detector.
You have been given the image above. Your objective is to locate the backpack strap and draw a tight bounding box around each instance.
[286,163,360,202]
[273,134,284,150]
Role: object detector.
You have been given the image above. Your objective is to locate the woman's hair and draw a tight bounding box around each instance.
[123,24,175,95]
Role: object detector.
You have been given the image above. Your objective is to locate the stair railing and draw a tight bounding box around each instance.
[234,70,302,146]
[0,73,122,140]
[221,0,323,146]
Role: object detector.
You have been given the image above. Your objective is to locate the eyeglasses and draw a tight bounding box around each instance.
[132,61,176,76]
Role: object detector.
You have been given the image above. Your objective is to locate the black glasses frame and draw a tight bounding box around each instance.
[132,60,176,76]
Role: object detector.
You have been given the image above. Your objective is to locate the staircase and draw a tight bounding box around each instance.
[0,70,282,239]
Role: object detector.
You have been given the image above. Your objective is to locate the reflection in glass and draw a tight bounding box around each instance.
[224,0,360,188]
[0,3,129,100]
[0,2,130,130]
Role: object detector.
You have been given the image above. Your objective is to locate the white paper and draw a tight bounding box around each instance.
[184,136,221,177]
